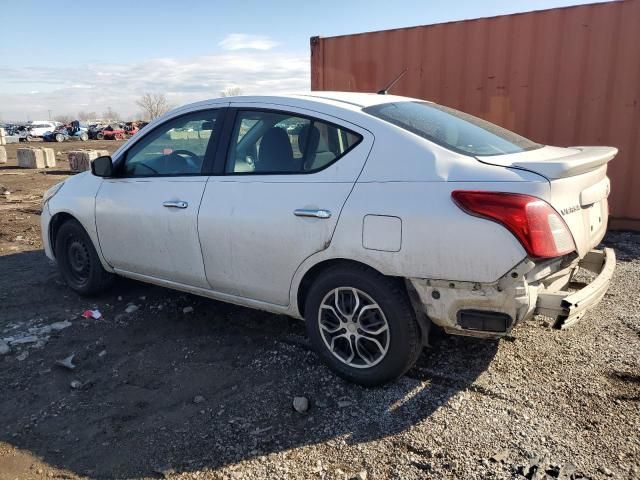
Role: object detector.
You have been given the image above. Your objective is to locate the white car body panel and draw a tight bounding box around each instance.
[198,101,374,305]
[45,172,107,267]
[42,91,616,336]
[95,177,210,288]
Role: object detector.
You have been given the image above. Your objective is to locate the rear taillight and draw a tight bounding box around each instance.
[452,191,575,258]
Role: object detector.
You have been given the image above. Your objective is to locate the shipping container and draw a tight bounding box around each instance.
[311,0,640,230]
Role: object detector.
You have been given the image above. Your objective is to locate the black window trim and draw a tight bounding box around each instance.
[219,107,364,176]
[113,107,227,179]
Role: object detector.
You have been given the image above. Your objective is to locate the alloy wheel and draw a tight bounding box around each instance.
[318,287,390,368]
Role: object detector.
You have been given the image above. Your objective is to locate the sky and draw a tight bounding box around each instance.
[0,0,611,121]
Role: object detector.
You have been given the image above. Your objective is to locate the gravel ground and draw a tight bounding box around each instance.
[0,147,638,479]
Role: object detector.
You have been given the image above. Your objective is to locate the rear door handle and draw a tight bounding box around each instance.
[163,200,188,209]
[294,208,331,219]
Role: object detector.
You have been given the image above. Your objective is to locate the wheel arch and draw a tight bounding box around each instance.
[48,211,78,258]
[295,257,407,318]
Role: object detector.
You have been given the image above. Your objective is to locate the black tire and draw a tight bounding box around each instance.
[54,219,114,296]
[305,264,422,387]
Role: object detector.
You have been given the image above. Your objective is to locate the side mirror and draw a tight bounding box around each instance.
[201,120,214,131]
[91,155,114,177]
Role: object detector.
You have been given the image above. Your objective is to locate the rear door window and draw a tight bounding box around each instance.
[226,110,362,174]
[364,101,541,156]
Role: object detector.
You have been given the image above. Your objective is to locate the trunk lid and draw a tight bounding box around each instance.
[477,146,617,257]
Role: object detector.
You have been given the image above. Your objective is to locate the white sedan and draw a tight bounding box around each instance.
[41,92,616,386]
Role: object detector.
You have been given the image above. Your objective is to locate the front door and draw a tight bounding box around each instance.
[95,108,222,288]
[198,106,372,305]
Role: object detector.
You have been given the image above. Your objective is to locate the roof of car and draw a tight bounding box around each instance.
[228,91,415,109]
[175,91,419,115]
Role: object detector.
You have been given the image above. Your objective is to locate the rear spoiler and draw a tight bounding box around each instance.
[510,146,617,179]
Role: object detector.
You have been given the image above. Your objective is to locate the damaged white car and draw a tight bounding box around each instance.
[41,92,616,386]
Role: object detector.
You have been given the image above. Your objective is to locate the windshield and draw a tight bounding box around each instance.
[363,101,541,156]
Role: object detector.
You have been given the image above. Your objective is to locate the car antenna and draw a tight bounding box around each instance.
[377,68,408,95]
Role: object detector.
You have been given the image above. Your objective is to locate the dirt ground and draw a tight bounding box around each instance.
[0,141,639,480]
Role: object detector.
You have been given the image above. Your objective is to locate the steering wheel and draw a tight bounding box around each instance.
[170,149,200,171]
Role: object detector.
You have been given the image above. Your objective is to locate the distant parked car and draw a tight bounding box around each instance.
[27,121,57,138]
[43,121,89,142]
[100,124,126,140]
[41,92,616,386]
[16,125,36,142]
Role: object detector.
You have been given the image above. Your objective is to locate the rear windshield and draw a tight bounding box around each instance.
[363,101,541,156]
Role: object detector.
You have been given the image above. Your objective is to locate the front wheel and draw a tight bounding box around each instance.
[79,132,88,141]
[55,219,114,296]
[55,133,64,142]
[305,265,422,386]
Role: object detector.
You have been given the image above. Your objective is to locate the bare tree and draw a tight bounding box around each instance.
[102,107,120,121]
[220,86,242,97]
[136,93,171,121]
[78,111,97,122]
[54,114,73,124]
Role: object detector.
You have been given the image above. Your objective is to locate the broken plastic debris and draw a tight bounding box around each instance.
[82,309,102,320]
[50,320,72,331]
[55,354,76,370]
[9,335,39,345]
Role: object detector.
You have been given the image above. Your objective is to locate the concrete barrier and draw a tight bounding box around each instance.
[41,148,56,168]
[167,130,189,140]
[17,148,46,169]
[0,146,6,164]
[68,149,108,172]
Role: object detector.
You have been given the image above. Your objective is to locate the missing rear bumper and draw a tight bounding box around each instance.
[535,248,615,329]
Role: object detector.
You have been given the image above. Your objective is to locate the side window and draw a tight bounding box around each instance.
[226,110,362,174]
[123,110,219,177]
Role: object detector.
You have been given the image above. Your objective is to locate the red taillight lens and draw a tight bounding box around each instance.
[452,191,575,258]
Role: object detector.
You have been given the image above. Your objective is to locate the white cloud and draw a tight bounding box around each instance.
[218,33,279,51]
[0,50,309,121]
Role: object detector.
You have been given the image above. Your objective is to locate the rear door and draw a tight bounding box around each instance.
[198,106,373,305]
[95,108,223,288]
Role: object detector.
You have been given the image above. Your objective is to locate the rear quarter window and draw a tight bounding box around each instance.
[363,101,541,156]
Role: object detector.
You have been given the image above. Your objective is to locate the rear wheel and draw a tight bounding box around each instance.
[55,133,64,143]
[55,219,114,296]
[80,132,88,141]
[96,133,104,140]
[305,264,422,386]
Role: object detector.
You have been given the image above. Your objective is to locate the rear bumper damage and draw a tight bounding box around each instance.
[408,247,615,338]
[535,248,615,329]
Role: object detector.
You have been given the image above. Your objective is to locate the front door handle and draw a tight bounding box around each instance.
[294,208,332,219]
[163,200,188,209]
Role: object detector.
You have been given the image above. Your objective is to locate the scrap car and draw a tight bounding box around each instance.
[41,92,616,386]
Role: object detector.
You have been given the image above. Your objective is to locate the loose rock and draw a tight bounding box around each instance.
[70,380,82,389]
[0,340,9,355]
[124,304,139,314]
[183,306,194,314]
[293,396,309,413]
[193,395,205,404]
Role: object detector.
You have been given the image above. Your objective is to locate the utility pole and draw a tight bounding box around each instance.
[48,110,52,120]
